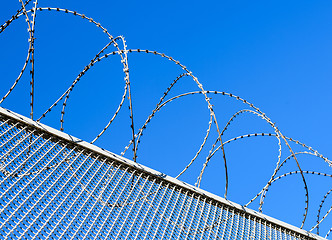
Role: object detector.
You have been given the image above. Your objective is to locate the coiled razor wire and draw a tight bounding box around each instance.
[0,1,331,239]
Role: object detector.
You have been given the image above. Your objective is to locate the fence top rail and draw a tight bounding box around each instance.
[0,106,325,240]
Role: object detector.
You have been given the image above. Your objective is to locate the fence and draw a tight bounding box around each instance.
[0,107,324,239]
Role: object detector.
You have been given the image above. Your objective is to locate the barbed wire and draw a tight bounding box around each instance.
[326,228,332,239]
[0,1,33,105]
[0,2,331,236]
[126,49,229,197]
[316,188,332,235]
[269,170,332,234]
[0,0,32,34]
[115,87,309,226]
[84,51,309,216]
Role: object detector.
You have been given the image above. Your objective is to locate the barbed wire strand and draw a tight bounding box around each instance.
[13,8,138,160]
[28,8,136,161]
[0,0,32,34]
[117,75,303,201]
[129,87,308,226]
[211,132,327,227]
[197,127,329,230]
[119,72,214,179]
[90,83,128,144]
[36,39,120,122]
[133,73,190,157]
[89,44,140,145]
[58,38,120,130]
[311,188,332,233]
[17,0,37,182]
[270,170,332,233]
[119,89,214,180]
[197,109,282,190]
[121,38,138,162]
[208,109,281,183]
[117,49,229,198]
[120,72,189,156]
[315,188,332,235]
[125,89,291,211]
[0,2,34,105]
[325,226,332,239]
[15,8,129,129]
[178,114,213,179]
[284,136,331,166]
[116,87,305,218]
[29,0,38,121]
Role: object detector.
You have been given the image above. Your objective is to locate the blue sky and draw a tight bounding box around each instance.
[1,0,332,235]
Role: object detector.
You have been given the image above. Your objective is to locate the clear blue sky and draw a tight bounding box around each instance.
[1,0,332,235]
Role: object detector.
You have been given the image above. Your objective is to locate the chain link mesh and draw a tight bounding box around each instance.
[0,108,323,240]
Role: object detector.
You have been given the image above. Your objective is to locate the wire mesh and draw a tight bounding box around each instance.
[0,107,323,240]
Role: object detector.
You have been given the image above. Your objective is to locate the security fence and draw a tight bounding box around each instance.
[0,107,324,239]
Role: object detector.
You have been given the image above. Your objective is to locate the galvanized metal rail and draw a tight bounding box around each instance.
[0,107,325,239]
